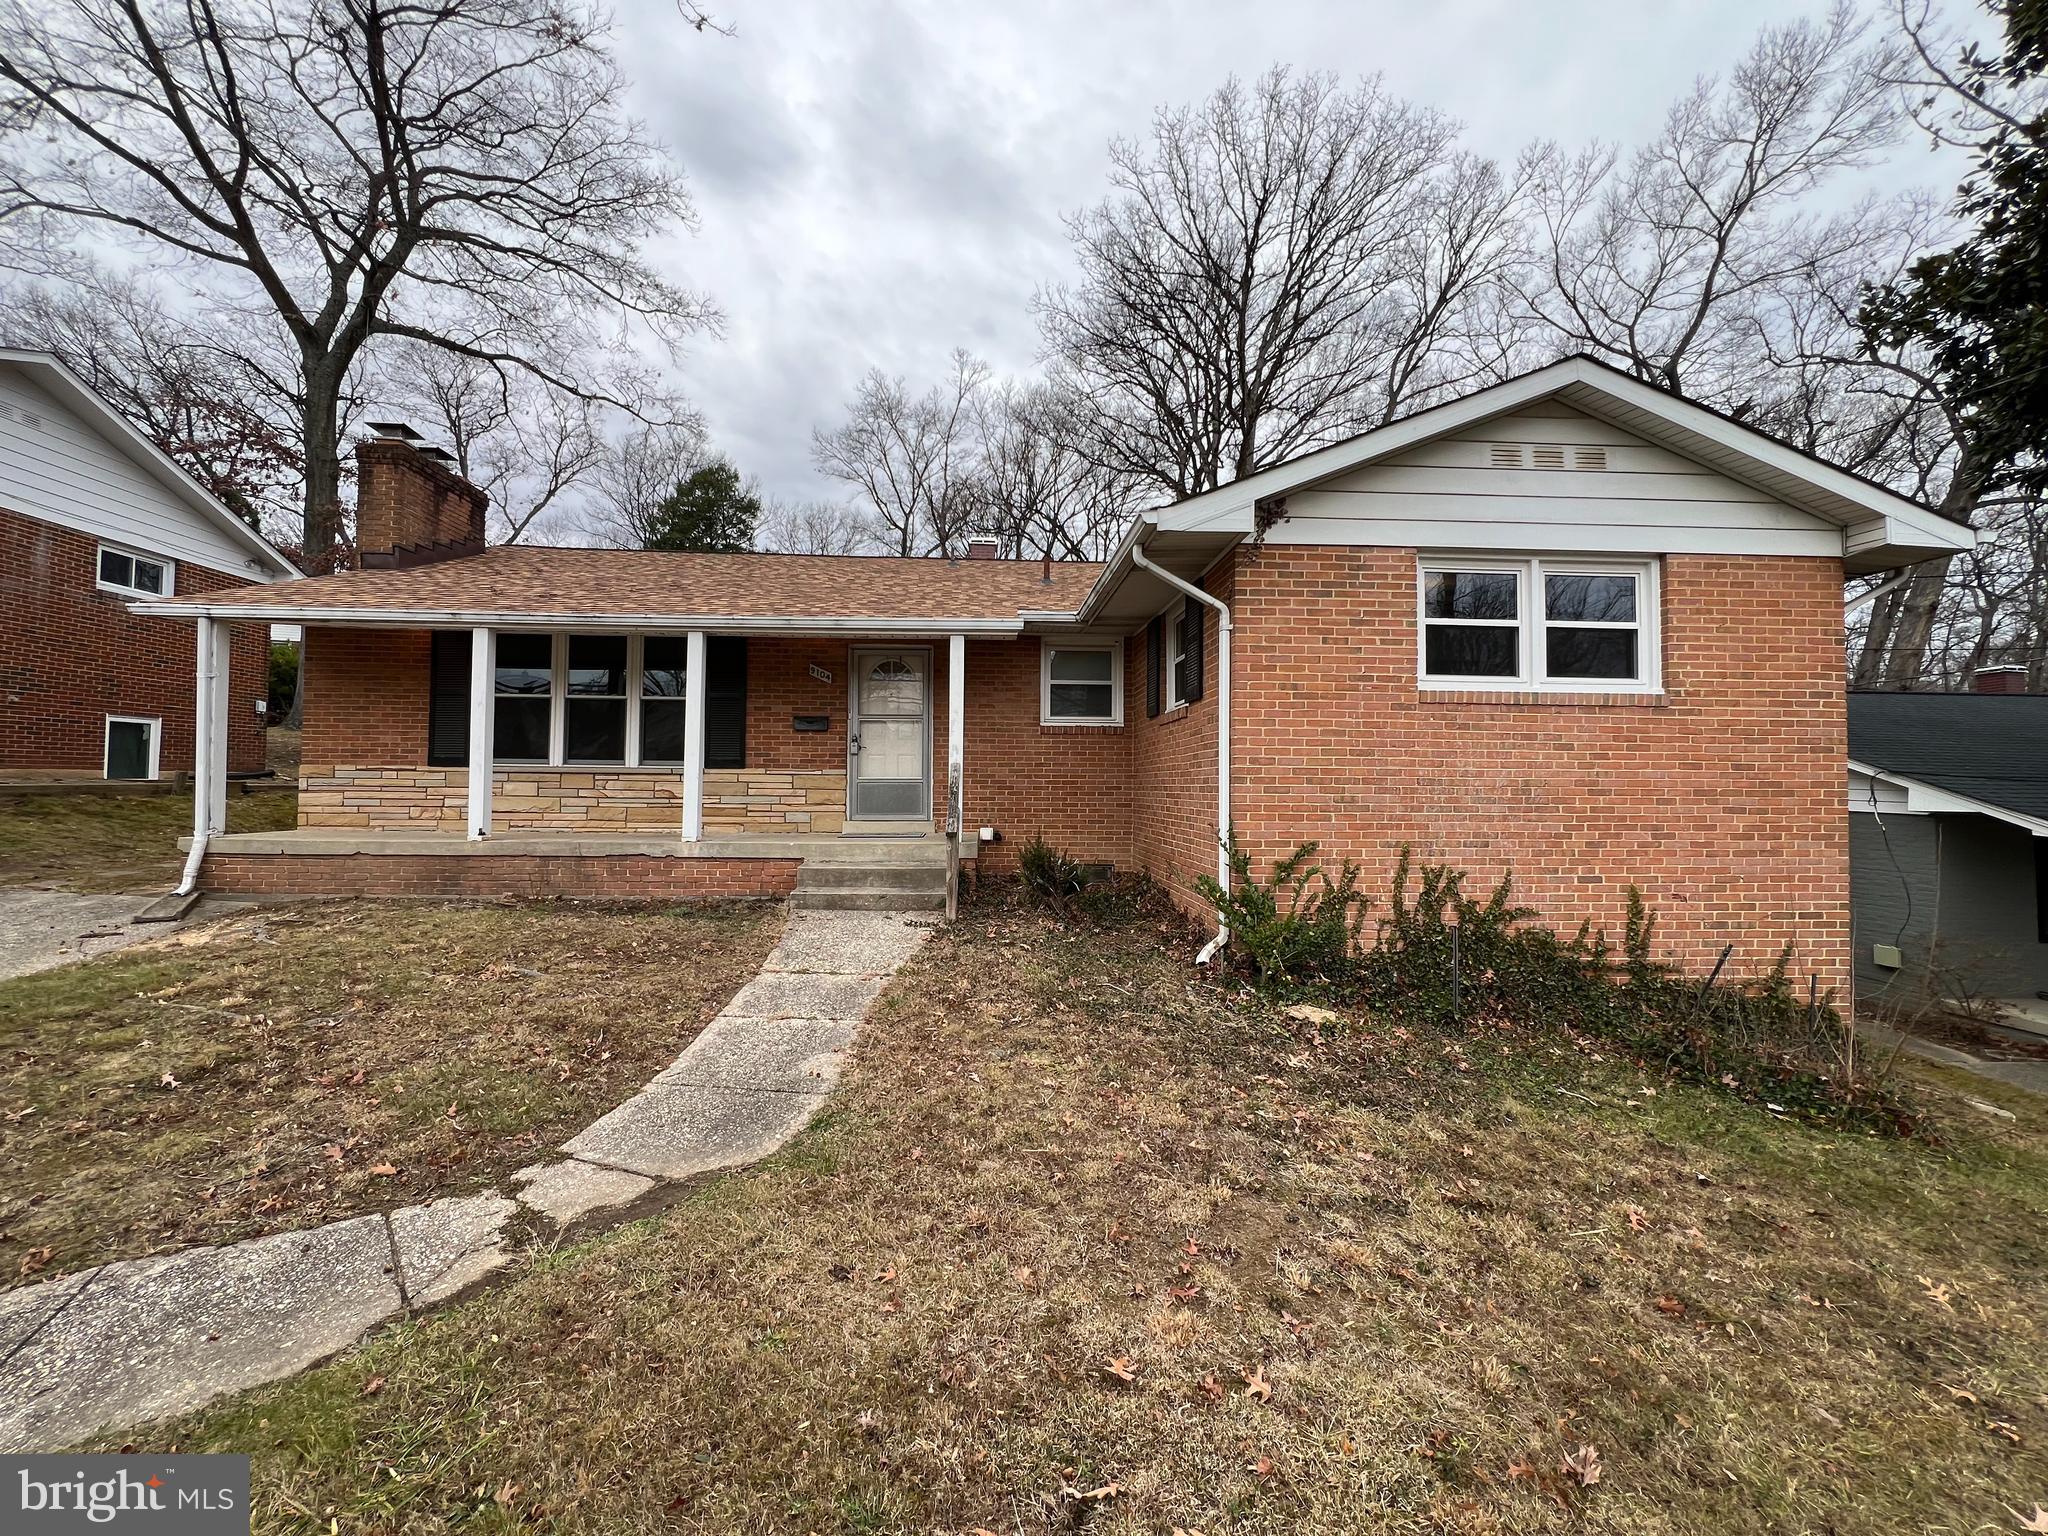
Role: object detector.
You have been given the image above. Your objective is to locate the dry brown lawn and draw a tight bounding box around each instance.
[0,899,778,1283]
[0,787,298,892]
[107,898,2048,1535]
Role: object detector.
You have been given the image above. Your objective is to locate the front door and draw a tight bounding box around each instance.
[848,648,930,822]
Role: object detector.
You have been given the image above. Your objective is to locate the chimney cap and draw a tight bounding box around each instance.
[1973,664,2030,694]
[416,445,458,465]
[366,420,424,442]
[966,538,999,559]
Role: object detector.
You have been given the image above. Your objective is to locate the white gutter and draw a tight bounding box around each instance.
[1130,539,1233,965]
[174,615,220,896]
[1849,759,2048,839]
[127,603,1027,635]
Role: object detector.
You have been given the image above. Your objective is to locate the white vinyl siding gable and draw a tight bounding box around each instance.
[0,365,276,579]
[1263,401,1841,559]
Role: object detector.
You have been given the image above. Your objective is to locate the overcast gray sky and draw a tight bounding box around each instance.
[613,0,1958,509]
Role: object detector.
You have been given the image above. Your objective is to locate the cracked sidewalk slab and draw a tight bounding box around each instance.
[0,1216,402,1453]
[511,1159,656,1226]
[655,1016,856,1095]
[564,1080,830,1181]
[388,1193,519,1308]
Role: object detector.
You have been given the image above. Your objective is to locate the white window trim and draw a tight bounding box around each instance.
[1166,600,1194,711]
[104,714,162,780]
[1039,637,1124,726]
[96,542,175,599]
[492,632,688,769]
[1417,555,1661,694]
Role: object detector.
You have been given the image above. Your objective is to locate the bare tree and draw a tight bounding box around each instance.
[974,380,1139,559]
[384,345,613,545]
[1,271,309,531]
[0,0,711,567]
[756,499,882,555]
[583,423,710,548]
[1037,68,1520,499]
[1518,1,1903,406]
[811,351,989,556]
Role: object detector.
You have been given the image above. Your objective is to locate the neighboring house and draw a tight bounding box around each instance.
[135,356,1971,996]
[0,349,298,782]
[1848,683,2048,1014]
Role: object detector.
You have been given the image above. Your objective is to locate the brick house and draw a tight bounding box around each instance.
[136,357,1972,992]
[0,349,297,782]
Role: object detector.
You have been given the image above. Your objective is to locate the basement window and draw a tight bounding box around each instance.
[97,543,173,598]
[1418,556,1659,693]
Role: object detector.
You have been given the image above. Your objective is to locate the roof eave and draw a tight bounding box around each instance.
[0,349,302,580]
[1850,759,2048,838]
[126,600,1028,634]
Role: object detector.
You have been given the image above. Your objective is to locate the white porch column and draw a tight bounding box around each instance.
[204,619,230,833]
[681,630,707,842]
[189,616,220,840]
[465,626,494,839]
[946,633,965,836]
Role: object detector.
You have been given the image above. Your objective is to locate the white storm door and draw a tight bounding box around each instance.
[848,647,930,821]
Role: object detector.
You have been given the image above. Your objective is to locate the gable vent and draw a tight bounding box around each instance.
[0,402,43,431]
[1532,444,1566,469]
[1574,447,1608,471]
[1488,442,1523,468]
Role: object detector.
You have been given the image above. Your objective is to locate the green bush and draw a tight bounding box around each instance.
[1195,835,1368,988]
[1017,834,1088,912]
[1208,844,1916,1134]
[267,640,299,720]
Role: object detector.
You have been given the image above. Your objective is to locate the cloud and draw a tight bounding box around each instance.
[615,0,1951,509]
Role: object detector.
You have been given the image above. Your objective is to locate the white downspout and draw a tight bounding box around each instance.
[174,615,221,897]
[1130,542,1232,965]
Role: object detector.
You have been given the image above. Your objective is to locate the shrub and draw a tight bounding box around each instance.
[1223,844,1917,1134]
[1018,834,1089,913]
[1196,835,1368,988]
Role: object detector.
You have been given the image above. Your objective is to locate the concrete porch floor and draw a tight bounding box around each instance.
[185,828,970,865]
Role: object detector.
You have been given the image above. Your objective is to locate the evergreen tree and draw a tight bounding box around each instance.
[643,460,760,552]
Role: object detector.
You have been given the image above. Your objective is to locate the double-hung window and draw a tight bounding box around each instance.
[639,637,689,763]
[1040,640,1123,725]
[1417,556,1658,692]
[1168,603,1195,709]
[97,543,172,598]
[490,634,698,765]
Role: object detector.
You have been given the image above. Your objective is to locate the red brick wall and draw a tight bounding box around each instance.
[300,626,431,767]
[1126,555,1232,912]
[201,852,797,899]
[0,505,267,777]
[354,440,487,559]
[1223,546,1850,991]
[934,638,1132,870]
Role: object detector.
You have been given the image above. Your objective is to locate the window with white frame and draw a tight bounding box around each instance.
[1417,557,1657,691]
[96,543,172,598]
[639,637,689,762]
[1168,602,1195,709]
[1040,639,1123,725]
[492,634,695,766]
[103,715,161,781]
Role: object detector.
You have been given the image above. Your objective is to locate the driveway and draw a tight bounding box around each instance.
[0,888,162,981]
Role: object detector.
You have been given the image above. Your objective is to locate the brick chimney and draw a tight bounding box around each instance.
[1972,665,2030,695]
[966,538,999,560]
[354,422,489,569]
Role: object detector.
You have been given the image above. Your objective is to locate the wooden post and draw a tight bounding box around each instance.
[466,626,494,840]
[947,633,964,918]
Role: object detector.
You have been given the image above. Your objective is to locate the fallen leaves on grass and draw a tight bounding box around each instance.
[1562,1442,1602,1487]
[1240,1363,1272,1402]
[2008,1506,2048,1533]
[1100,1355,1137,1384]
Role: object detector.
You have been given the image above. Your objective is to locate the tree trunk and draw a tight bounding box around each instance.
[1879,556,1953,690]
[300,370,345,569]
[1851,586,1901,687]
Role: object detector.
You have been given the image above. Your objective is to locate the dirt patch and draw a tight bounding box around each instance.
[0,790,297,893]
[0,897,780,1285]
[134,902,2048,1534]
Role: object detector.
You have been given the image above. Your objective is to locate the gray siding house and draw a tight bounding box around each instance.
[1849,684,2048,1017]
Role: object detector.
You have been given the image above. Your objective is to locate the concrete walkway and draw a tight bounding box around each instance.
[0,909,932,1452]
[1861,1019,2048,1099]
[0,889,172,980]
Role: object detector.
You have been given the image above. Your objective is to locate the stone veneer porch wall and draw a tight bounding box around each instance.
[298,765,849,834]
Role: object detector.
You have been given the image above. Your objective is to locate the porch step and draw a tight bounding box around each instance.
[790,859,950,912]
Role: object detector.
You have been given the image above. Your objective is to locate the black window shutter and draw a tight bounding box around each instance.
[1184,601,1205,704]
[1145,616,1162,719]
[427,630,472,767]
[705,636,747,769]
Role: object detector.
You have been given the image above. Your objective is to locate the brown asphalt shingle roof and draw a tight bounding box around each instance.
[159,545,1104,622]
